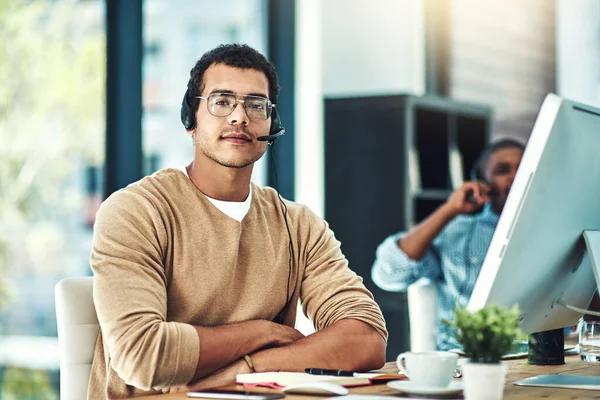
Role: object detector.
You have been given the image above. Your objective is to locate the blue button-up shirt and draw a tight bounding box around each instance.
[371,203,500,350]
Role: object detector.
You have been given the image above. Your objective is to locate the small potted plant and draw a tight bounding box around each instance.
[444,304,521,400]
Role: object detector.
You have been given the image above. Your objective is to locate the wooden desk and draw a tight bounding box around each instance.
[137,355,600,400]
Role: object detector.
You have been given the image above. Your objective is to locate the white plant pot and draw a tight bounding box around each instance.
[462,362,508,400]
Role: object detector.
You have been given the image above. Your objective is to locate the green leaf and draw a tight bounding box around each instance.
[444,304,522,363]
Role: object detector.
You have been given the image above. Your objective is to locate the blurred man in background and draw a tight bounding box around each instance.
[371,138,525,350]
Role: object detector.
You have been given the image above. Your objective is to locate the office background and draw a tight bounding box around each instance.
[0,0,599,397]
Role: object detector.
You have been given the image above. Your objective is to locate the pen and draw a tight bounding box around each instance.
[305,368,356,377]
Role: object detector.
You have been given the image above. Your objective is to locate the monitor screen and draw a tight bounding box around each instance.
[468,93,600,333]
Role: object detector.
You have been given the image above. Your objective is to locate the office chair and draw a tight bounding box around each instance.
[55,277,99,400]
[407,278,438,351]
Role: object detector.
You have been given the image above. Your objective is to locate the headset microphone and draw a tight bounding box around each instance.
[257,129,285,142]
[257,106,285,144]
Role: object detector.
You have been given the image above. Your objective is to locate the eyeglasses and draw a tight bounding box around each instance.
[195,93,274,121]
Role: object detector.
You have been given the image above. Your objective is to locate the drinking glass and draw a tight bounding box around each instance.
[579,319,600,362]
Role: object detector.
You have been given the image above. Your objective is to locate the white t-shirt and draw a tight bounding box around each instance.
[205,187,252,222]
[183,167,251,222]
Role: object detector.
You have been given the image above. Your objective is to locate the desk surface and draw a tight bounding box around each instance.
[137,355,600,400]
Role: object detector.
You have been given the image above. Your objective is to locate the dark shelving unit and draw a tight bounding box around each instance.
[324,94,491,359]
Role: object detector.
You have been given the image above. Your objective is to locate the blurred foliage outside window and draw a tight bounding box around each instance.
[0,0,105,397]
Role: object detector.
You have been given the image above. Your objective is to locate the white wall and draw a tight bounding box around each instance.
[143,0,269,184]
[449,0,556,140]
[295,0,324,218]
[294,0,425,220]
[556,0,600,107]
[322,0,425,98]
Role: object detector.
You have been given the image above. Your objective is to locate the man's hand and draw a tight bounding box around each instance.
[269,323,305,347]
[397,181,491,260]
[163,324,303,394]
[190,319,304,382]
[443,181,491,216]
[251,319,385,374]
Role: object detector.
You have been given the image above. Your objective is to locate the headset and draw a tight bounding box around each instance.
[180,88,285,144]
[180,86,294,324]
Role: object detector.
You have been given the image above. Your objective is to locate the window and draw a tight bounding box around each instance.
[142,0,268,184]
[0,0,105,395]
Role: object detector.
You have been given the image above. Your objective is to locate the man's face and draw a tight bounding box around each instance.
[193,64,271,169]
[483,147,524,212]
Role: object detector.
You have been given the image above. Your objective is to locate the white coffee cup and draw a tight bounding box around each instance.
[396,351,458,388]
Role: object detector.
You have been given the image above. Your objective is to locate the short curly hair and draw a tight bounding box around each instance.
[186,44,279,108]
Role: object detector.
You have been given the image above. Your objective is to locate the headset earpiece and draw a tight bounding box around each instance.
[470,148,488,183]
[470,164,490,185]
[470,162,483,183]
[267,107,285,144]
[180,88,197,131]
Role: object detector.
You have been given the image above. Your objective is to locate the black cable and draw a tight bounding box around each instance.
[269,141,297,323]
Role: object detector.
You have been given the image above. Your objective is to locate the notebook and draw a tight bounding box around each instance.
[236,372,406,389]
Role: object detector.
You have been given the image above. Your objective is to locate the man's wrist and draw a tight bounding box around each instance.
[439,203,459,220]
[242,355,256,373]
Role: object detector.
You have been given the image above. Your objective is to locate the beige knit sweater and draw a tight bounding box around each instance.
[88,168,387,399]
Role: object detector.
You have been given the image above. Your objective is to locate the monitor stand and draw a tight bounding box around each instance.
[516,230,600,390]
[556,230,600,315]
[583,231,600,295]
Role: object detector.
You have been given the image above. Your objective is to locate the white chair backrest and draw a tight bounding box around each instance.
[407,278,438,352]
[55,277,99,400]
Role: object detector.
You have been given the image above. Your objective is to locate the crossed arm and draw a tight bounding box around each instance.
[189,319,305,380]
[175,318,386,392]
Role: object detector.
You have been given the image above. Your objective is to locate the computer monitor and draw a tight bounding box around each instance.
[468,93,600,334]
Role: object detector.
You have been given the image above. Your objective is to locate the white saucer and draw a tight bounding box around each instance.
[387,380,463,395]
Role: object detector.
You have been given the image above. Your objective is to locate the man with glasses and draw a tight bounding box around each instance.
[89,44,387,399]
